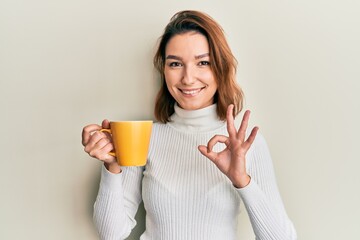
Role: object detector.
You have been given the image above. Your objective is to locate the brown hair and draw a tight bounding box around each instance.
[153,10,244,123]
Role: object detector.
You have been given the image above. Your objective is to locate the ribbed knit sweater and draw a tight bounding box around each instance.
[93,104,297,240]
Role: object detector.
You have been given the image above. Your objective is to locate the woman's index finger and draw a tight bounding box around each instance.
[82,124,102,146]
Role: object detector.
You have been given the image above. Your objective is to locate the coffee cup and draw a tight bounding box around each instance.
[100,121,153,166]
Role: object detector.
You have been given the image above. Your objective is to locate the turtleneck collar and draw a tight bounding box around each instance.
[168,104,225,132]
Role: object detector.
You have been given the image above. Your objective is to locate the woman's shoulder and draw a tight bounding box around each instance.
[152,121,168,130]
[150,121,172,136]
[246,130,269,156]
[253,131,267,145]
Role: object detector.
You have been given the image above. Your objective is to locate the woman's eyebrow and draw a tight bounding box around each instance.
[166,55,182,60]
[195,53,209,59]
[166,53,209,60]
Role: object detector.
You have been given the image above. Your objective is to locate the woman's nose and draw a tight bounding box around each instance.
[181,65,196,85]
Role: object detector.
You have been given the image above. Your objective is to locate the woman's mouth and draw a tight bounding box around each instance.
[179,87,205,96]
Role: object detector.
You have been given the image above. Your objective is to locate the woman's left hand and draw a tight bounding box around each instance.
[198,104,259,188]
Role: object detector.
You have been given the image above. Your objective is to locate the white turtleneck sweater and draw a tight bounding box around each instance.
[93,104,297,240]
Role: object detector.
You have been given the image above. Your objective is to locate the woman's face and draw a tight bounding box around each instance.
[164,31,217,111]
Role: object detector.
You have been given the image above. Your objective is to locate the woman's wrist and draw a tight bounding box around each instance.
[104,161,122,174]
[232,175,251,189]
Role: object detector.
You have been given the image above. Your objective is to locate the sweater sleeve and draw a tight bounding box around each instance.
[93,164,144,240]
[237,133,297,240]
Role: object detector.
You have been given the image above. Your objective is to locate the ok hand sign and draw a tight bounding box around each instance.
[198,105,259,188]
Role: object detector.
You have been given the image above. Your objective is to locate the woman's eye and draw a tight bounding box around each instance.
[169,62,182,67]
[198,61,210,66]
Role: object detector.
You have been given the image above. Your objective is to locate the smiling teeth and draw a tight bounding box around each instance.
[182,89,201,94]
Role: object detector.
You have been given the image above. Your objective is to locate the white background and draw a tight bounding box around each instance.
[1,0,359,239]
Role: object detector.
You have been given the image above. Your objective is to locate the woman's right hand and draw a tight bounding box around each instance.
[82,119,121,173]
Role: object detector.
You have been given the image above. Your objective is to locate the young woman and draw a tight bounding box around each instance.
[82,10,297,240]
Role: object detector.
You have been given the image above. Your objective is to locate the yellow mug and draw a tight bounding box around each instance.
[100,121,153,166]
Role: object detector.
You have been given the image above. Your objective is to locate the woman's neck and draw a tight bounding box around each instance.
[168,104,225,132]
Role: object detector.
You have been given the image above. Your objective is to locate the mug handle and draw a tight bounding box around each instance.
[99,129,116,157]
